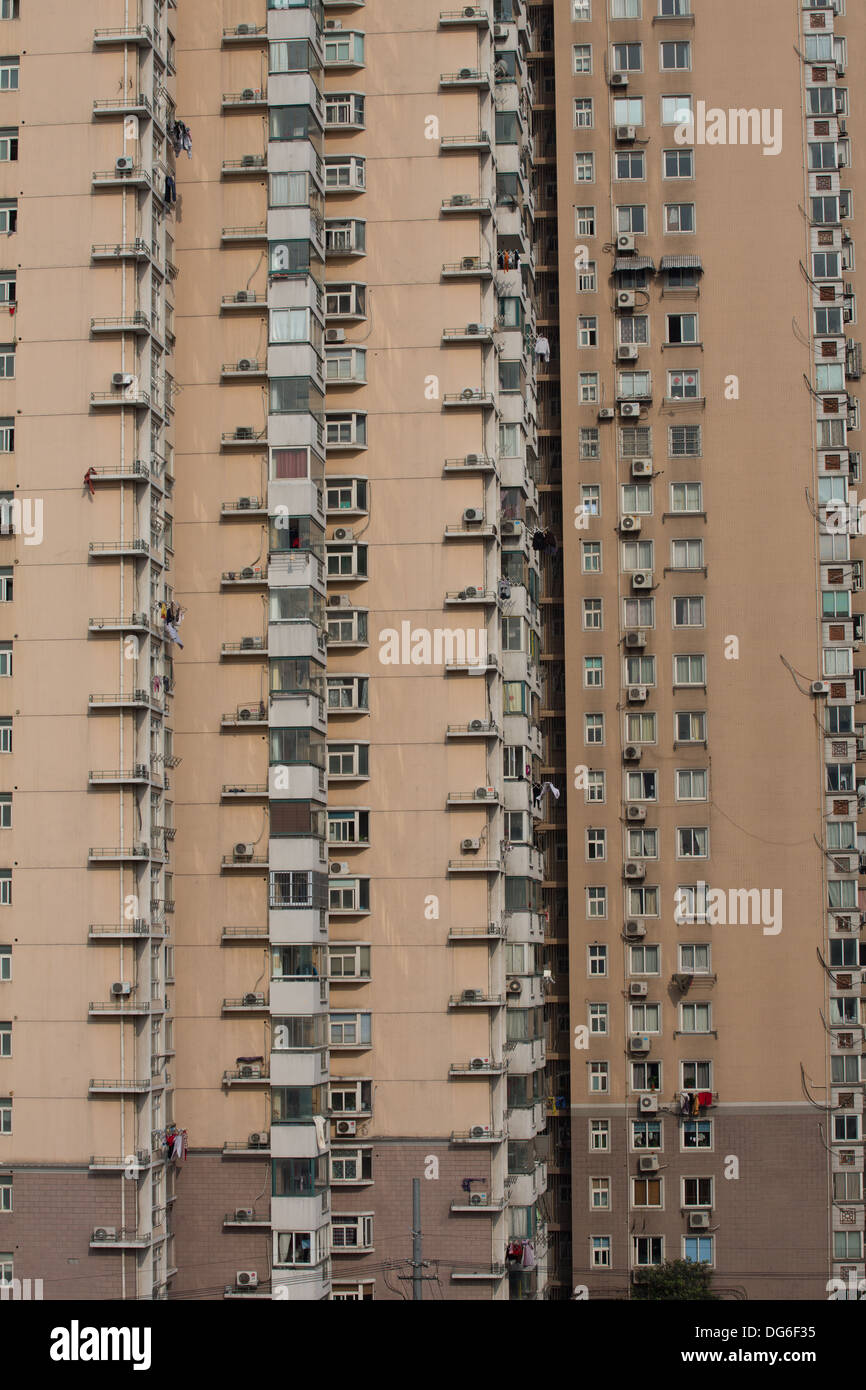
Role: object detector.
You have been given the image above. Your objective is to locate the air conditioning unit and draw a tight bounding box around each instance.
[610,72,629,88]
[236,427,254,439]
[620,402,641,419]
[93,1227,116,1241]
[836,62,846,77]
[631,459,653,477]
[112,372,133,388]
[597,407,615,420]
[240,156,258,168]
[616,125,637,142]
[462,989,483,1002]
[624,861,646,879]
[238,1065,259,1078]
[689,1211,711,1230]
[494,24,507,39]
[463,586,479,598]
[461,254,477,268]
[500,520,519,536]
[461,838,481,852]
[475,786,496,799]
[249,1131,269,1147]
[811,681,830,696]
[463,508,484,523]
[328,594,352,609]
[332,527,354,543]
[623,745,642,762]
[236,24,254,35]
[237,496,259,509]
[115,156,134,173]
[627,685,648,702]
[330,862,350,875]
[469,1192,488,1205]
[630,1035,651,1054]
[618,291,637,309]
[237,358,253,371]
[631,572,653,590]
[507,979,523,995]
[466,324,483,336]
[638,1093,658,1113]
[234,842,254,859]
[465,454,483,466]
[625,630,646,648]
[235,1208,254,1221]
[336,1119,357,1136]
[629,981,648,998]
[460,387,477,400]
[242,992,264,1006]
[468,719,485,731]
[470,1056,489,1069]
[236,1272,258,1288]
[617,234,636,253]
[620,514,641,533]
[625,919,646,938]
[324,19,343,29]
[325,328,346,344]
[618,345,639,361]
[638,1154,659,1172]
[111,981,133,996]
[470,1125,492,1139]
[626,805,646,822]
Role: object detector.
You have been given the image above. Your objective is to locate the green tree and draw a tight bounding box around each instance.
[633,1259,719,1301]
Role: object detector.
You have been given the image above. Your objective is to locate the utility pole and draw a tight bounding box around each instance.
[411,1178,422,1301]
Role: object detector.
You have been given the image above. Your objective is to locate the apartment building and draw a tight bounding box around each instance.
[553,0,863,1300]
[0,0,856,1309]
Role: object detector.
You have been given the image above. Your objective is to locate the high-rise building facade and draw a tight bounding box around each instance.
[0,0,861,1307]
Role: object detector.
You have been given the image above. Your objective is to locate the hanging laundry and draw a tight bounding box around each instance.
[313,1114,327,1152]
[697,1090,713,1111]
[531,781,544,809]
[521,1241,536,1270]
[534,335,550,363]
[541,781,561,800]
[83,467,96,497]
[680,1090,692,1117]
[164,621,183,649]
[691,1093,701,1117]
[153,676,161,694]
[164,174,176,205]
[506,1240,524,1264]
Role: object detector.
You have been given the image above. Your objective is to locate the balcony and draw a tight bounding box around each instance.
[450,1129,505,1145]
[440,132,492,153]
[92,165,152,189]
[444,588,498,607]
[221,427,267,447]
[88,539,152,562]
[88,845,150,863]
[223,1066,269,1086]
[222,155,268,177]
[221,497,267,517]
[444,654,500,675]
[443,389,496,409]
[221,224,268,244]
[89,921,151,940]
[449,1059,506,1077]
[222,993,269,1011]
[220,567,267,587]
[89,612,154,634]
[443,257,494,281]
[441,68,492,90]
[448,991,505,1009]
[450,1194,507,1212]
[93,25,154,45]
[222,89,267,111]
[442,325,495,345]
[89,767,151,785]
[442,195,493,216]
[93,93,152,119]
[221,851,269,870]
[221,784,268,799]
[222,1136,271,1155]
[444,518,497,540]
[446,720,502,739]
[89,1153,151,1172]
[88,998,155,1017]
[447,856,503,873]
[89,689,157,709]
[89,1078,151,1094]
[222,24,268,44]
[223,1209,271,1228]
[221,291,267,312]
[91,240,152,263]
[221,925,269,942]
[221,704,268,726]
[448,922,505,941]
[221,359,268,379]
[439,8,491,28]
[447,788,501,806]
[91,387,152,411]
[90,1228,152,1249]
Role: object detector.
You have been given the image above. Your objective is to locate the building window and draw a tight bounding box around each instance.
[0,569,10,603]
[573,0,592,17]
[0,1021,9,1056]
[590,1177,610,1209]
[673,596,704,626]
[632,1120,662,1149]
[683,1236,714,1265]
[0,61,18,92]
[632,1061,662,1091]
[660,0,690,12]
[583,597,603,630]
[625,713,656,744]
[589,1003,608,1036]
[612,42,642,71]
[329,1012,371,1047]
[0,346,13,378]
[663,148,693,178]
[660,41,691,69]
[670,538,703,569]
[632,1177,663,1207]
[578,261,597,293]
[0,946,8,980]
[616,151,645,180]
[0,1098,9,1133]
[675,769,708,802]
[664,202,695,233]
[586,771,605,804]
[588,944,607,976]
[574,152,595,183]
[633,1236,664,1266]
[584,656,604,689]
[661,95,693,126]
[591,1236,611,1267]
[677,827,708,859]
[574,98,594,128]
[580,428,600,460]
[0,720,9,753]
[585,714,604,745]
[674,655,705,688]
[589,1061,609,1093]
[619,316,649,345]
[683,1120,711,1149]
[624,596,654,627]
[628,829,658,860]
[612,0,641,15]
[575,205,596,236]
[578,316,598,347]
[587,828,606,860]
[0,199,15,233]
[332,1214,373,1251]
[573,44,592,74]
[666,315,698,345]
[0,4,19,19]
[0,1177,8,1211]
[590,1120,610,1151]
[617,204,646,235]
[587,886,607,919]
[670,481,702,513]
[0,131,15,163]
[582,541,602,573]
